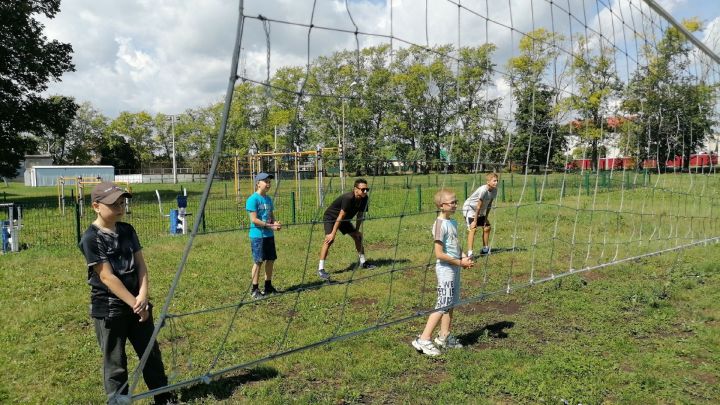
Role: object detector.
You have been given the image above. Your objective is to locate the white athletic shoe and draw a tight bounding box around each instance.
[434,334,463,349]
[412,337,441,356]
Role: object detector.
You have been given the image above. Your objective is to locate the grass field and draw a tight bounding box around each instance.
[1,172,719,404]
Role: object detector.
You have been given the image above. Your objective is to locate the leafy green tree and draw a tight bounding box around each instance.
[34,95,79,164]
[65,102,108,164]
[179,105,221,170]
[0,0,75,177]
[507,28,566,173]
[566,35,622,169]
[98,134,138,172]
[267,66,305,152]
[453,44,499,169]
[623,18,716,167]
[107,111,155,170]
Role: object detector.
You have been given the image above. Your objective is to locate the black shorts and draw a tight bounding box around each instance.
[323,218,357,235]
[465,215,490,229]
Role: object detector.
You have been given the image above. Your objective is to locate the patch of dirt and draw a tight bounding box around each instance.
[366,241,396,250]
[693,372,718,385]
[582,270,609,281]
[464,299,523,316]
[350,297,378,307]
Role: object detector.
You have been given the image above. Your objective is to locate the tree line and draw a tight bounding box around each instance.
[2,1,715,178]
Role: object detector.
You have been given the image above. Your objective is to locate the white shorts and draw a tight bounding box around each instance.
[434,262,461,313]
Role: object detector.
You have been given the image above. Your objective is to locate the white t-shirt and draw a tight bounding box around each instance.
[432,217,461,264]
[462,184,497,218]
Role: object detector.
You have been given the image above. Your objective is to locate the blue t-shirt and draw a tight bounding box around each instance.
[246,192,274,238]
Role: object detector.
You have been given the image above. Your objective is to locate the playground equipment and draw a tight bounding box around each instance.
[78,179,131,216]
[242,147,340,208]
[57,177,132,216]
[156,188,192,235]
[1,203,23,254]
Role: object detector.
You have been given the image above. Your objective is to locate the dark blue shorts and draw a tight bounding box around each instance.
[250,237,277,263]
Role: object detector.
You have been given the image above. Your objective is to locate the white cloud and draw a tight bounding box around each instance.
[40,0,719,118]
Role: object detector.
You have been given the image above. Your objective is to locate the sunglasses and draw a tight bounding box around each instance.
[356,187,370,193]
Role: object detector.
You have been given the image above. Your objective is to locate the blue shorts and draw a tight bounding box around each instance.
[250,237,277,263]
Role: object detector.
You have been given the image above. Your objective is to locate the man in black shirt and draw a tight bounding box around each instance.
[317,178,375,279]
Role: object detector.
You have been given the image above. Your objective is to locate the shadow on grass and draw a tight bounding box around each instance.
[335,257,411,274]
[484,246,527,255]
[458,320,515,346]
[282,258,411,292]
[177,365,278,402]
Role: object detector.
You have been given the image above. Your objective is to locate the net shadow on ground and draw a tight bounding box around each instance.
[176,365,278,402]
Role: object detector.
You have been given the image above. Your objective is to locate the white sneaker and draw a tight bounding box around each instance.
[434,334,463,349]
[412,337,441,356]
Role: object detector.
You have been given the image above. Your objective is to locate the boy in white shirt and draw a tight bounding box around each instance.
[462,172,498,258]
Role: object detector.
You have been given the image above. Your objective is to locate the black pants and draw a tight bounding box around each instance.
[93,312,172,404]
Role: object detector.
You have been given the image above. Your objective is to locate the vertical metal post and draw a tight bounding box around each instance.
[417,185,422,212]
[584,172,590,196]
[501,179,506,202]
[171,114,177,184]
[75,198,81,245]
[291,191,296,224]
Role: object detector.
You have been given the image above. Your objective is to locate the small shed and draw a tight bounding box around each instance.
[26,165,115,187]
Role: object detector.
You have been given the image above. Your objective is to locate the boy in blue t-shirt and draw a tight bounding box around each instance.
[246,172,282,299]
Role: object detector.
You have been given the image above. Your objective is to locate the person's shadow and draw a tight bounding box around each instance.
[282,258,412,292]
[176,366,278,402]
[335,257,411,275]
[482,247,526,255]
[457,321,515,346]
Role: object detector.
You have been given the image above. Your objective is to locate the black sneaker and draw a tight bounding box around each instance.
[264,285,278,294]
[361,262,376,269]
[318,269,330,280]
[251,289,264,300]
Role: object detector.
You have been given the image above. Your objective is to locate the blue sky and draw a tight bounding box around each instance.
[42,0,720,117]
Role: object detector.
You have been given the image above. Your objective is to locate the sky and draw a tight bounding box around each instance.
[41,0,720,118]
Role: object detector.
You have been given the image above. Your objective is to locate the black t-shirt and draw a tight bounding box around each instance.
[78,222,142,318]
[324,191,368,221]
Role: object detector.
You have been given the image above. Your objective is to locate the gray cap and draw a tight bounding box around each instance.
[91,181,132,204]
[254,172,274,183]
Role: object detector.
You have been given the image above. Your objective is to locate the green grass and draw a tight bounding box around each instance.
[1,172,719,403]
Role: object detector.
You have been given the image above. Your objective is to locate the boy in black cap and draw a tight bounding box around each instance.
[78,182,173,404]
[246,172,281,299]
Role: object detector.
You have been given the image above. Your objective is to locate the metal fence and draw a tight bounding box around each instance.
[1,170,658,250]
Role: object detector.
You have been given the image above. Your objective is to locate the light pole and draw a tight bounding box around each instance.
[170,115,177,184]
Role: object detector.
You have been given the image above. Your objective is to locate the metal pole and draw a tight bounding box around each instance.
[340,99,346,191]
[171,115,177,184]
[274,126,279,180]
[642,0,720,65]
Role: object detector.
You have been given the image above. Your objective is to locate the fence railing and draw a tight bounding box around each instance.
[0,171,670,250]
